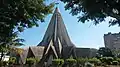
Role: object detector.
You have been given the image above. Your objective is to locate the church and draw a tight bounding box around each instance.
[19,7,97,66]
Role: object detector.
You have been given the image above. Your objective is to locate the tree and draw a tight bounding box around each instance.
[0,0,54,31]
[61,0,120,26]
[0,0,54,46]
[10,47,24,64]
[0,0,54,61]
[0,0,54,41]
[0,31,25,61]
[96,47,114,57]
[112,49,120,57]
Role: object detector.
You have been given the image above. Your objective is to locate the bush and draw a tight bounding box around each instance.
[85,62,94,67]
[66,58,77,67]
[100,57,113,65]
[112,61,119,65]
[8,57,16,65]
[66,58,77,64]
[26,58,36,65]
[77,58,88,63]
[1,61,8,66]
[88,58,100,63]
[77,58,88,66]
[116,58,120,64]
[88,58,101,66]
[35,58,40,63]
[107,57,114,61]
[52,59,64,67]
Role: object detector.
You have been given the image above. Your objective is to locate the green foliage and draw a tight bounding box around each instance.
[77,58,88,64]
[76,58,88,67]
[52,59,64,66]
[0,0,54,31]
[116,58,120,64]
[85,62,94,67]
[88,58,101,65]
[26,57,41,66]
[106,57,114,62]
[0,0,54,60]
[8,57,16,65]
[97,47,114,57]
[35,58,40,63]
[0,31,25,61]
[112,61,119,65]
[1,61,8,66]
[26,58,36,65]
[61,0,120,26]
[100,57,113,65]
[66,58,77,66]
[50,57,120,66]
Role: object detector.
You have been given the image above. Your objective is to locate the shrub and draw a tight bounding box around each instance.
[88,58,100,63]
[85,62,94,67]
[116,58,120,64]
[66,58,77,67]
[66,58,77,64]
[88,58,101,66]
[100,57,113,65]
[112,61,119,65]
[35,58,40,63]
[77,58,88,63]
[107,57,113,61]
[77,58,88,66]
[1,61,8,66]
[52,59,64,67]
[26,58,36,65]
[8,57,16,65]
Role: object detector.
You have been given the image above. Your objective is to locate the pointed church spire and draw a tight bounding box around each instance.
[38,7,76,66]
[38,7,74,47]
[38,7,75,58]
[55,7,59,13]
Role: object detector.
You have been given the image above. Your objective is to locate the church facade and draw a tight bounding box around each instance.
[19,7,97,66]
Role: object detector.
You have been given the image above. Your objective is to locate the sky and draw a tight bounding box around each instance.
[19,2,120,49]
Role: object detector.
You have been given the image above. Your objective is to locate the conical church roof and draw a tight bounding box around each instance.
[37,8,76,66]
[38,7,75,47]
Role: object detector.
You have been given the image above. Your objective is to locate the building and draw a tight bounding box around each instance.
[20,46,45,64]
[37,7,76,66]
[19,7,97,66]
[75,48,97,58]
[104,32,120,56]
[104,32,120,50]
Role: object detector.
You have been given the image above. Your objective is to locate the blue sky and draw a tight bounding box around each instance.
[19,2,120,49]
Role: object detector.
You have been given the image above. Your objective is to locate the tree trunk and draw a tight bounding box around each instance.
[0,51,4,61]
[0,51,4,66]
